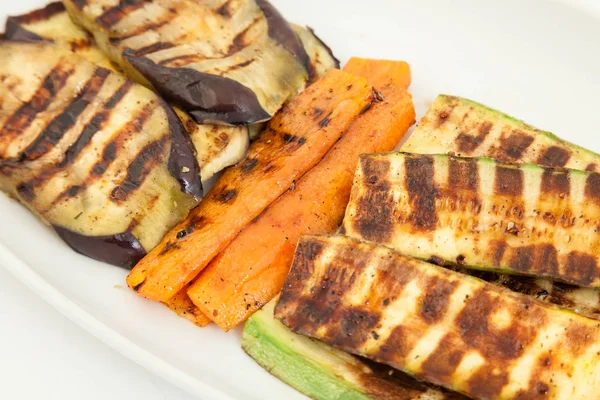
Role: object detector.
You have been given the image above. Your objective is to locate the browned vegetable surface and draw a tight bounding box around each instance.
[127,69,374,301]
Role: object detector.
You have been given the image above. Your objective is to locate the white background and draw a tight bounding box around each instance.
[1,0,600,399]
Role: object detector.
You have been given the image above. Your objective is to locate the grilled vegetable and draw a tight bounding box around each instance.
[0,41,201,268]
[188,58,414,331]
[403,95,600,172]
[3,1,117,71]
[402,95,600,316]
[293,25,340,82]
[127,70,374,301]
[276,235,600,400]
[63,0,312,125]
[343,152,600,287]
[164,288,212,327]
[243,299,461,400]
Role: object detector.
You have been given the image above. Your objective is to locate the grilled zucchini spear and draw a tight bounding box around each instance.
[276,235,600,400]
[343,153,600,287]
[243,299,463,400]
[62,0,312,125]
[397,95,600,316]
[0,41,202,268]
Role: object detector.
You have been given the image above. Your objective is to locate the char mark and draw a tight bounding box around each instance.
[540,169,570,197]
[215,0,233,18]
[448,157,479,191]
[455,121,492,153]
[494,130,534,161]
[405,155,438,231]
[20,69,110,161]
[108,19,169,44]
[537,146,570,167]
[227,16,261,55]
[96,0,148,28]
[494,165,524,197]
[129,42,175,57]
[1,65,74,145]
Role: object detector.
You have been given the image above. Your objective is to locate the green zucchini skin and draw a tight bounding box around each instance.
[403,95,600,172]
[243,299,459,400]
[276,235,600,400]
[343,152,600,287]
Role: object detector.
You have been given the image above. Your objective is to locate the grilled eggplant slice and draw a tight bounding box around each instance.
[292,25,340,82]
[276,235,600,400]
[0,41,202,268]
[243,299,462,400]
[403,95,600,172]
[62,0,311,125]
[343,153,600,287]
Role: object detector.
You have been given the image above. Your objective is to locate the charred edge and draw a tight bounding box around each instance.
[110,137,166,203]
[21,69,110,161]
[455,121,492,153]
[162,100,203,199]
[540,169,570,197]
[53,225,146,269]
[96,0,148,28]
[59,81,133,168]
[406,155,438,231]
[307,27,340,69]
[124,52,270,125]
[494,165,524,197]
[586,163,598,172]
[1,65,75,143]
[108,19,169,44]
[6,2,66,25]
[128,42,175,57]
[537,146,571,167]
[227,16,261,55]
[70,0,89,10]
[255,0,311,73]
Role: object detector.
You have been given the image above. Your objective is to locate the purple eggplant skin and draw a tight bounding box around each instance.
[125,52,271,126]
[255,0,311,72]
[307,27,341,70]
[3,2,62,42]
[54,225,146,269]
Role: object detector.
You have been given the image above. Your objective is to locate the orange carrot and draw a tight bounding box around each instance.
[164,289,211,327]
[187,58,415,331]
[127,69,374,301]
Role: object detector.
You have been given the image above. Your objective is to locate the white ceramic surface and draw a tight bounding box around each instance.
[1,1,600,399]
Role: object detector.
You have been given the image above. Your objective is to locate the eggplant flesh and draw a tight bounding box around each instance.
[292,25,340,82]
[63,0,310,125]
[0,41,202,268]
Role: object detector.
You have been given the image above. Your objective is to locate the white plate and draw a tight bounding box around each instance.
[2,0,600,399]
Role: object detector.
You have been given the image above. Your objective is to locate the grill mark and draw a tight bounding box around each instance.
[20,69,110,161]
[71,0,89,10]
[448,157,479,191]
[214,188,237,203]
[455,121,492,153]
[419,338,464,385]
[586,163,598,172]
[420,279,459,324]
[227,16,261,55]
[493,130,535,161]
[329,307,380,350]
[157,53,203,67]
[510,244,560,278]
[91,141,117,176]
[541,169,570,197]
[0,65,74,145]
[494,165,523,196]
[564,251,597,286]
[219,58,255,74]
[129,42,175,57]
[537,146,571,167]
[240,158,258,173]
[405,155,438,231]
[110,136,166,203]
[585,173,600,204]
[15,80,133,201]
[96,0,148,28]
[108,19,169,43]
[353,157,394,243]
[7,1,65,24]
[215,0,233,18]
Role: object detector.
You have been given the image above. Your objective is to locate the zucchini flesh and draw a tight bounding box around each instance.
[243,299,457,400]
[401,95,600,316]
[343,152,600,287]
[276,235,600,400]
[403,95,600,172]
